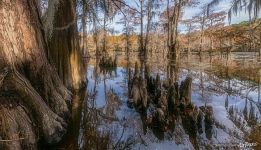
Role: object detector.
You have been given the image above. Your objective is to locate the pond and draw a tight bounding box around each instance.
[55,52,261,150]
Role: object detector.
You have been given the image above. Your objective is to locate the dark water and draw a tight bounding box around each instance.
[58,52,261,150]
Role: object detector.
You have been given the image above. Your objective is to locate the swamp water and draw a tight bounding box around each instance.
[55,52,261,150]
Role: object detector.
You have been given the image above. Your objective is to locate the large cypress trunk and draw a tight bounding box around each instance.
[47,0,85,90]
[0,0,71,149]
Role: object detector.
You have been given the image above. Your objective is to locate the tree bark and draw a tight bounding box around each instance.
[0,0,72,148]
[139,0,144,58]
[169,1,181,61]
[47,0,85,90]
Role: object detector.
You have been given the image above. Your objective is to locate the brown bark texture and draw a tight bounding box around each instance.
[0,0,75,149]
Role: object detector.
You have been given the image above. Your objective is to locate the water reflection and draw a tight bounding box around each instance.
[60,52,261,150]
[51,88,87,150]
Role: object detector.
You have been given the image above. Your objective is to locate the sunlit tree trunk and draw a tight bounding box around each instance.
[92,14,99,56]
[102,12,107,54]
[259,31,261,57]
[81,0,88,57]
[144,0,153,60]
[47,0,85,90]
[168,1,181,61]
[166,1,181,83]
[200,18,205,56]
[0,0,71,148]
[187,23,192,61]
[139,0,144,58]
[125,23,130,57]
[167,0,170,50]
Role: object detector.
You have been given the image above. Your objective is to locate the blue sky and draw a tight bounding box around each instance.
[183,0,250,23]
[179,0,252,32]
[107,0,255,34]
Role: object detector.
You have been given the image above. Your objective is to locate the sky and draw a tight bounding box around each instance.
[107,0,256,34]
[179,0,252,32]
[182,0,250,24]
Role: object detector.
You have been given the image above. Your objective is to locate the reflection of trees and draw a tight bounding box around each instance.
[81,53,261,149]
[81,83,114,149]
[81,98,112,150]
[62,89,86,150]
[186,65,261,146]
[104,90,123,120]
[185,53,261,109]
[184,55,261,143]
[80,57,136,149]
[81,57,110,149]
[257,70,261,104]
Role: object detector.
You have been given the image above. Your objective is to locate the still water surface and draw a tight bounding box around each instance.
[56,52,261,150]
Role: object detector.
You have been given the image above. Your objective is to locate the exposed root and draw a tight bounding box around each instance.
[0,0,75,148]
[40,65,71,119]
[0,105,37,150]
[9,70,68,144]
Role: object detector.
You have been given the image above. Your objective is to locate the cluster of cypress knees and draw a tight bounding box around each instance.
[99,56,117,69]
[98,56,118,75]
[127,62,214,147]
